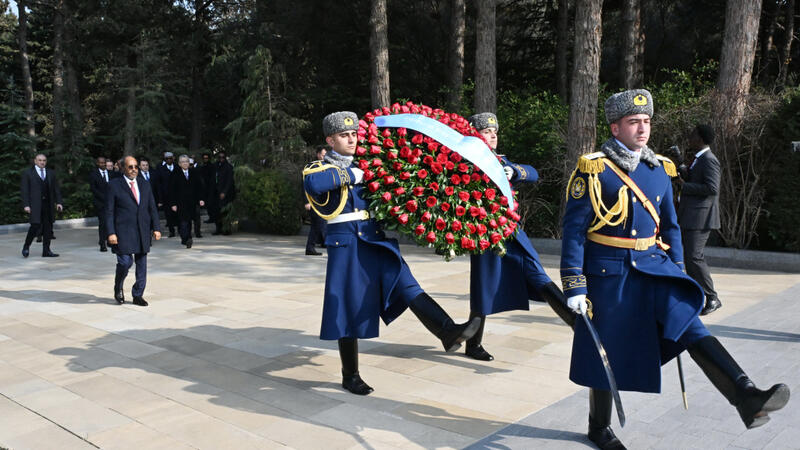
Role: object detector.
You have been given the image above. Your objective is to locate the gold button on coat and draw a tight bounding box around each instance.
[631,229,638,236]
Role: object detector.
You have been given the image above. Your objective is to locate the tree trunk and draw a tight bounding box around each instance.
[620,0,644,89]
[555,0,570,101]
[51,0,65,155]
[474,0,497,113]
[369,0,390,109]
[17,0,35,140]
[446,0,465,110]
[124,50,137,155]
[64,7,83,160]
[776,0,795,88]
[565,0,603,164]
[716,0,762,133]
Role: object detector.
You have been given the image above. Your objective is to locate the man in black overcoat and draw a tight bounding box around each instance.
[169,154,206,248]
[106,156,161,306]
[89,156,111,252]
[156,151,178,237]
[20,153,63,258]
[211,151,235,235]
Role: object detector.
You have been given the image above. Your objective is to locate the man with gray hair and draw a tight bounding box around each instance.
[561,89,788,449]
[20,153,63,257]
[169,154,206,248]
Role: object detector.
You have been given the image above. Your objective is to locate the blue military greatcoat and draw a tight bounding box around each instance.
[303,161,422,340]
[470,156,553,315]
[561,147,706,393]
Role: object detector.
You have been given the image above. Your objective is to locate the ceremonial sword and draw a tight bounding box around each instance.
[580,302,626,427]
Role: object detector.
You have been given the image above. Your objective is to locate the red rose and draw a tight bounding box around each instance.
[409,156,419,164]
[455,205,466,216]
[397,138,408,147]
[467,223,477,234]
[370,145,382,154]
[461,174,471,184]
[382,128,392,138]
[399,171,411,180]
[489,219,498,229]
[381,192,392,203]
[470,206,480,217]
[358,159,370,170]
[406,200,418,212]
[383,138,394,148]
[450,174,461,185]
[368,135,379,144]
[429,182,439,192]
[414,224,425,235]
[436,153,448,164]
[471,173,481,182]
[458,163,469,173]
[412,186,425,196]
[426,196,437,208]
[392,162,403,171]
[397,127,408,136]
[427,141,440,152]
[426,231,437,243]
[363,169,374,181]
[441,202,451,212]
[485,188,496,200]
[397,213,409,225]
[390,206,401,216]
[411,133,424,145]
[498,216,508,225]
[444,186,455,196]
[445,161,455,171]
[499,196,509,206]
[430,163,443,174]
[376,168,386,178]
[479,239,490,250]
[368,181,380,192]
[479,207,487,220]
[372,158,382,167]
[452,220,462,231]
[483,174,491,183]
[412,148,423,158]
[394,187,405,196]
[435,217,446,231]
[445,232,455,244]
[421,211,432,222]
[383,175,395,185]
[460,237,475,250]
[477,224,487,235]
[356,146,367,156]
[503,226,514,237]
[489,202,501,214]
[490,232,502,244]
[450,152,462,163]
[423,155,434,165]
[472,190,482,201]
[399,147,411,159]
[458,191,470,202]
[387,151,398,160]
[417,169,428,179]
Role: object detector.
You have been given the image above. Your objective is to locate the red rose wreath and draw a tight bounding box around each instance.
[355,101,521,259]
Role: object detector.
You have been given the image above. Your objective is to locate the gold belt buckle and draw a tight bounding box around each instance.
[634,238,650,251]
[360,210,370,220]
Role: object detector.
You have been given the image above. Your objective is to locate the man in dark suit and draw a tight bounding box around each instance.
[199,153,216,225]
[106,156,161,306]
[89,156,111,252]
[156,151,178,237]
[211,151,235,235]
[678,124,722,315]
[169,154,206,248]
[21,153,63,258]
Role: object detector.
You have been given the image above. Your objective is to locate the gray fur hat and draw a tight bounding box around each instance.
[322,111,359,136]
[468,112,499,131]
[604,89,653,124]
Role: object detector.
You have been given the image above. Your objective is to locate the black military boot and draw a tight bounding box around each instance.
[588,389,626,450]
[338,338,373,396]
[688,336,790,428]
[465,313,493,361]
[538,281,576,328]
[408,293,481,352]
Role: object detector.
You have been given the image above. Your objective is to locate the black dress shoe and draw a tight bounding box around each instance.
[195,233,203,238]
[100,245,108,252]
[42,251,59,257]
[306,249,322,255]
[22,247,29,258]
[114,289,125,304]
[36,236,42,242]
[132,296,149,306]
[186,239,193,249]
[342,373,373,395]
[465,344,494,361]
[700,297,722,316]
[588,426,627,450]
[168,231,176,238]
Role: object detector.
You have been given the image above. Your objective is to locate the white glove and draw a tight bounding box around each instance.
[567,294,588,315]
[503,166,514,180]
[350,168,364,184]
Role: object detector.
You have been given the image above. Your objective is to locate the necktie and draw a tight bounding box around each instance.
[130,181,138,204]
[102,170,108,182]
[184,171,189,180]
[144,172,149,181]
[39,168,45,180]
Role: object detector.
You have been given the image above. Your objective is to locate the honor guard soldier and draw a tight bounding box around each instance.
[561,90,789,449]
[303,111,479,395]
[467,113,575,361]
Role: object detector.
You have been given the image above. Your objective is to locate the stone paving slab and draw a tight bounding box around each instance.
[0,225,797,449]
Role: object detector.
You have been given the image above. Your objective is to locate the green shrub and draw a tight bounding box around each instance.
[234,167,302,235]
[0,103,35,225]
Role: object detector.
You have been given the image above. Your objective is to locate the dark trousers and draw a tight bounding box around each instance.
[115,253,148,297]
[305,213,326,252]
[179,219,192,243]
[682,229,719,302]
[24,207,53,253]
[96,205,107,245]
[164,205,178,232]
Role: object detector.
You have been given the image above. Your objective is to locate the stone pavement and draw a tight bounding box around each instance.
[0,226,797,449]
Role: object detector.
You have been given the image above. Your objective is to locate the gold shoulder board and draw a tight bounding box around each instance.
[655,155,677,177]
[577,152,607,174]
